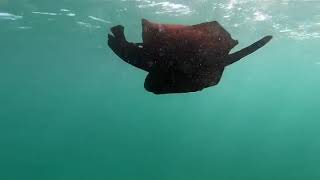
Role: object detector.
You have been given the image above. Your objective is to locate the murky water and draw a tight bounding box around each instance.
[1,0,320,179]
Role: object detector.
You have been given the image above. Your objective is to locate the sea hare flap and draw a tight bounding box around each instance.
[141,19,238,56]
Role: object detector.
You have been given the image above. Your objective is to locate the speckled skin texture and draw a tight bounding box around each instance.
[108,19,272,94]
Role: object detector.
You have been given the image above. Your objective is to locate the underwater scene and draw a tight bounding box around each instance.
[1,0,320,179]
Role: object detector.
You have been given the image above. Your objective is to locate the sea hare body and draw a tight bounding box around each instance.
[108,19,272,94]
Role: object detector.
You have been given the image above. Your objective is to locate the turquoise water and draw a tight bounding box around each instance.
[1,0,320,179]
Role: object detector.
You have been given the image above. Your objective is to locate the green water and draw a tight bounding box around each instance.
[1,0,320,179]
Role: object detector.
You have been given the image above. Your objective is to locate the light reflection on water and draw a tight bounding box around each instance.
[0,0,319,40]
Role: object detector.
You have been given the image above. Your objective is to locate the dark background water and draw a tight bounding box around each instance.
[1,0,320,179]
